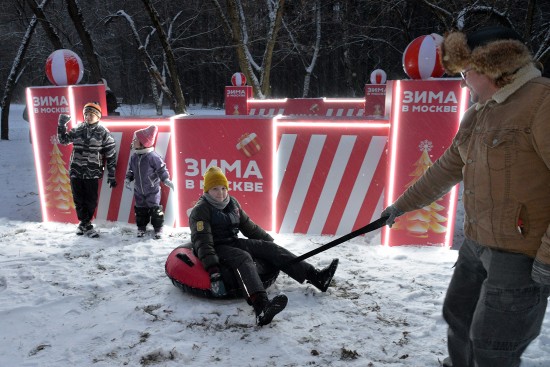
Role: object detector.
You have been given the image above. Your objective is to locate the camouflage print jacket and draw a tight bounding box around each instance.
[58,121,117,180]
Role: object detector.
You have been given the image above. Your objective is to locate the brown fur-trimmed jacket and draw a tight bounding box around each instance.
[394,64,550,266]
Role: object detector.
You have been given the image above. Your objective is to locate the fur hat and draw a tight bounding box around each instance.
[83,102,102,119]
[134,125,158,148]
[440,26,532,80]
[203,166,229,193]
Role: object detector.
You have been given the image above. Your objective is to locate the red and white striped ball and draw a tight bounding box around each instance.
[45,49,84,86]
[370,69,387,84]
[402,34,445,80]
[231,72,247,86]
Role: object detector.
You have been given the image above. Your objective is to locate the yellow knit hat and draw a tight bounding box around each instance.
[203,166,229,193]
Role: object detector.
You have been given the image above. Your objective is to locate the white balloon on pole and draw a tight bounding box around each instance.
[45,49,84,86]
[370,69,387,84]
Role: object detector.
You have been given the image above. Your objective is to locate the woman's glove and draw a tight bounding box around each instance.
[381,205,404,228]
[208,267,227,297]
[531,259,550,286]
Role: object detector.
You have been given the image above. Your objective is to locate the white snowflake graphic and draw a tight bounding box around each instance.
[418,139,433,152]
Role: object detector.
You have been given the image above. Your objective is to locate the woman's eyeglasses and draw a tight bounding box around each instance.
[460,68,473,80]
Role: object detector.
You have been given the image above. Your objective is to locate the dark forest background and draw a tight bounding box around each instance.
[1,0,549,110]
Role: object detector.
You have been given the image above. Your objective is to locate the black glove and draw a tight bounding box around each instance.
[58,114,71,127]
[381,205,404,228]
[532,259,550,286]
[208,267,227,297]
[107,177,117,188]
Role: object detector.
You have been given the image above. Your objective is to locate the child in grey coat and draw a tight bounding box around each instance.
[125,125,174,239]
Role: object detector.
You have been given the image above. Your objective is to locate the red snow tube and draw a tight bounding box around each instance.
[165,242,279,298]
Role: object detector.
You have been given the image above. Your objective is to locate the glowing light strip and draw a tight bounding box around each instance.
[68,87,78,126]
[101,120,171,127]
[276,121,389,129]
[249,98,289,104]
[383,80,402,246]
[459,84,470,121]
[272,116,280,232]
[27,88,49,222]
[169,117,181,227]
[443,83,470,248]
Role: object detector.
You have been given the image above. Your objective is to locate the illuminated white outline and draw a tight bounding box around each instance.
[383,80,469,248]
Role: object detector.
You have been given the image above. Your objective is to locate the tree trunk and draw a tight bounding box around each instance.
[66,0,102,82]
[0,1,45,140]
[141,0,187,114]
[25,0,63,49]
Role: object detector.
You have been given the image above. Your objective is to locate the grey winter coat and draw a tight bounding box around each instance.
[58,121,117,180]
[126,149,170,208]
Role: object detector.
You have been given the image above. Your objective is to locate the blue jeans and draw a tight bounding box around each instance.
[443,238,549,367]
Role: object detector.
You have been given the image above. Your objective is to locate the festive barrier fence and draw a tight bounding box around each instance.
[27,78,468,246]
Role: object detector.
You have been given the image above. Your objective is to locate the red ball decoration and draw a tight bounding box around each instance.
[402,34,445,80]
[231,72,247,86]
[45,49,84,86]
[370,69,387,84]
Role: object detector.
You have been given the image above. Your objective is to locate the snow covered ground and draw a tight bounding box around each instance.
[1,103,549,366]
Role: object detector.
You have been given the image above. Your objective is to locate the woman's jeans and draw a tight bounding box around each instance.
[443,238,549,367]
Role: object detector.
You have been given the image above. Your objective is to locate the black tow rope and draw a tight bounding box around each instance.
[285,215,389,266]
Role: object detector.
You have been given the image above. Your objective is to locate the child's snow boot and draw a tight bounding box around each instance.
[137,227,146,237]
[252,292,288,326]
[307,258,339,292]
[153,227,162,240]
[86,223,99,238]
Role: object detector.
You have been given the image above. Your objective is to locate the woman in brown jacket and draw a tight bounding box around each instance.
[383,26,550,367]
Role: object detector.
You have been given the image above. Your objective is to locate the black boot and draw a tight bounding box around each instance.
[307,258,339,292]
[251,292,288,326]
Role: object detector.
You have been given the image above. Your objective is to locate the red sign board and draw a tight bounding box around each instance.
[171,115,273,229]
[225,86,253,115]
[26,85,108,223]
[383,79,469,246]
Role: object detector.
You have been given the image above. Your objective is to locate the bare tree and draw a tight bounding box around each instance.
[66,0,102,83]
[211,0,285,98]
[1,0,51,140]
[141,0,187,114]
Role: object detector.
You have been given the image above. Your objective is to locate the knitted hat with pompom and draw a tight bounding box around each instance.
[203,166,229,193]
[134,125,158,148]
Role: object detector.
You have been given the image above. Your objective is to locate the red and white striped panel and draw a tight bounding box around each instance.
[275,123,388,235]
[96,122,176,227]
